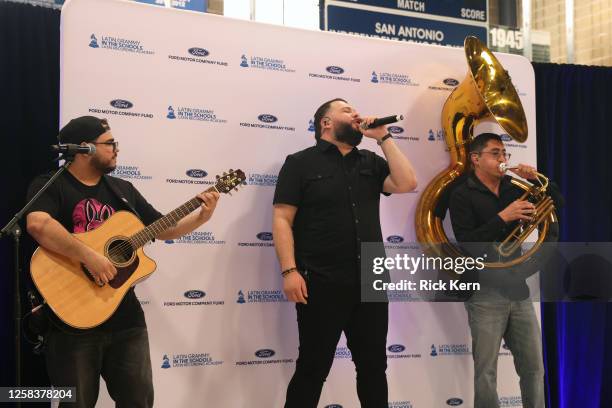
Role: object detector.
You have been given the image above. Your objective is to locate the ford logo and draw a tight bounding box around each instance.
[324,405,343,408]
[256,232,273,241]
[184,290,205,299]
[110,99,133,109]
[387,235,404,243]
[387,344,405,353]
[164,240,175,244]
[446,398,464,406]
[255,349,275,358]
[387,126,404,134]
[443,78,460,86]
[186,169,208,178]
[326,66,345,75]
[500,134,512,141]
[258,114,278,123]
[188,47,209,57]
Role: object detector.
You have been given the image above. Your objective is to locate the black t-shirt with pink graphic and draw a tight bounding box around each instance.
[26,170,163,333]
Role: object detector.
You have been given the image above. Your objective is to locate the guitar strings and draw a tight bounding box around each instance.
[105,176,240,261]
[108,198,198,257]
[105,191,207,258]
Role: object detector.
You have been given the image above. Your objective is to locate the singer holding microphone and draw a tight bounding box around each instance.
[448,133,564,408]
[273,98,417,407]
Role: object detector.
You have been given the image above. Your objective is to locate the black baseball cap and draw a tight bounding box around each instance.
[58,116,110,144]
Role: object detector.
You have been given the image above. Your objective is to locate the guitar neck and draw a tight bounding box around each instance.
[128,185,219,249]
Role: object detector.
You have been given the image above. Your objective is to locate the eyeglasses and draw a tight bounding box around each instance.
[479,150,511,160]
[93,141,119,152]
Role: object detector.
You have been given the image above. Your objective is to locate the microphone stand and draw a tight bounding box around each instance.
[0,154,74,401]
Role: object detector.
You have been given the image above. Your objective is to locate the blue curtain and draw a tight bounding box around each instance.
[534,63,612,408]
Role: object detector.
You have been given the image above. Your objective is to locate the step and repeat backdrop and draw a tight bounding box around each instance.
[60,0,538,406]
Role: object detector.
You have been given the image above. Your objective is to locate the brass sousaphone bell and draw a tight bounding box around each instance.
[415,36,558,269]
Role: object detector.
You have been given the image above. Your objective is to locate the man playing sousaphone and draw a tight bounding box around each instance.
[449,132,564,408]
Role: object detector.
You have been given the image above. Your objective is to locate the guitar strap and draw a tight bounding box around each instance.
[102,175,143,221]
[102,175,158,243]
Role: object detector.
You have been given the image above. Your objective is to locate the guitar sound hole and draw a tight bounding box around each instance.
[107,238,134,264]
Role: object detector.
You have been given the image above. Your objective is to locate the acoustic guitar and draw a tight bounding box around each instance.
[30,169,245,329]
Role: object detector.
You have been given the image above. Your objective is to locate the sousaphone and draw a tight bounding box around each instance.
[415,36,558,270]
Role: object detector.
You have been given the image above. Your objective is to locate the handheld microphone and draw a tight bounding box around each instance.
[360,114,404,130]
[51,143,96,155]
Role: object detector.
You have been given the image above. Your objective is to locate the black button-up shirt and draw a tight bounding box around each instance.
[449,171,564,298]
[450,173,521,257]
[273,139,390,284]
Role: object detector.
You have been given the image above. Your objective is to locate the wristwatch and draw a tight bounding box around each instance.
[377,133,393,145]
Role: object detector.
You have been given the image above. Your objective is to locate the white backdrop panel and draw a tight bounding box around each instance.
[60,0,538,406]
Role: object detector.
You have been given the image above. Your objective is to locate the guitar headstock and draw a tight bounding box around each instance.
[215,169,246,194]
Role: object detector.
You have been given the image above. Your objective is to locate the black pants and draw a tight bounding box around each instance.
[285,281,389,408]
[45,326,153,408]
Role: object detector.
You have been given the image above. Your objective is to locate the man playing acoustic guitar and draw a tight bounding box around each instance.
[26,116,220,408]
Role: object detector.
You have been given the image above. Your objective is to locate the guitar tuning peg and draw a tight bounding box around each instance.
[229,168,234,173]
[223,172,227,176]
[216,175,220,179]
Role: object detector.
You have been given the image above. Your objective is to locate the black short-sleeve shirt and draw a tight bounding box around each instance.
[273,139,390,284]
[26,171,163,332]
